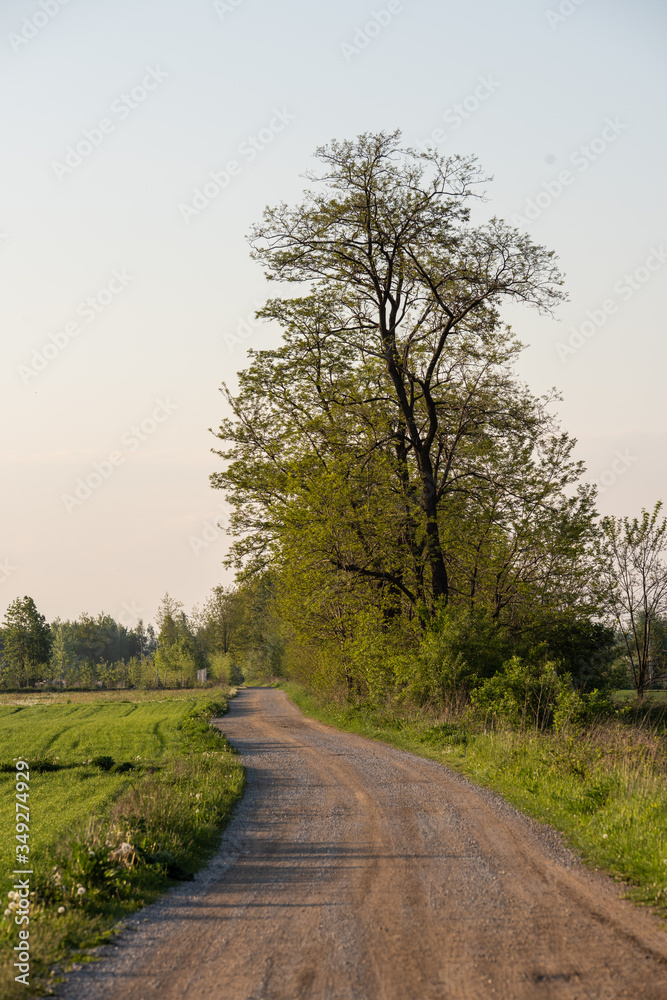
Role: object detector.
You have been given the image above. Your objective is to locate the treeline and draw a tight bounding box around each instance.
[208,132,667,718]
[0,580,283,690]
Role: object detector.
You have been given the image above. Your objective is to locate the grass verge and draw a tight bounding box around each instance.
[283,683,667,919]
[0,692,244,997]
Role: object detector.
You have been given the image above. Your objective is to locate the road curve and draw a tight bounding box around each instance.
[60,687,667,1000]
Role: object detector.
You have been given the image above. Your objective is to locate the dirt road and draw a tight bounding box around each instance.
[60,687,667,1000]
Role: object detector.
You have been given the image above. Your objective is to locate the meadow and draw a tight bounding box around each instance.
[0,689,244,997]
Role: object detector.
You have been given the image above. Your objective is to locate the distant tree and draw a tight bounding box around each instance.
[200,585,241,656]
[156,593,184,634]
[154,594,184,685]
[146,623,157,655]
[2,596,52,687]
[50,619,76,686]
[233,576,285,680]
[68,613,109,686]
[154,608,205,687]
[596,502,667,700]
[131,619,154,664]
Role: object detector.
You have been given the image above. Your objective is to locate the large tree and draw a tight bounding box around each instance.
[233,131,565,605]
[212,132,595,634]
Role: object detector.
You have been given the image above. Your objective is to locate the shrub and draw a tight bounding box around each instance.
[394,606,510,706]
[91,755,115,771]
[470,656,575,730]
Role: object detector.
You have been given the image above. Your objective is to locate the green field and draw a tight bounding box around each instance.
[0,691,244,997]
[0,698,198,764]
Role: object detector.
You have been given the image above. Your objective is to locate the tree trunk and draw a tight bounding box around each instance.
[422,475,448,606]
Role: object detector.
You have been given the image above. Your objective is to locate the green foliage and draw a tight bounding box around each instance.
[90,755,114,772]
[524,617,619,692]
[208,651,244,686]
[470,655,613,731]
[230,575,285,681]
[471,656,575,730]
[211,131,609,707]
[198,585,241,658]
[44,614,149,689]
[393,606,510,706]
[596,501,667,697]
[2,596,52,687]
[153,601,206,689]
[177,700,230,751]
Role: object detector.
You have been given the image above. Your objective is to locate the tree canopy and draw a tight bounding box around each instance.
[212,131,599,680]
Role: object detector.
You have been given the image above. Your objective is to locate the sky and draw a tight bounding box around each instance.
[1,0,666,628]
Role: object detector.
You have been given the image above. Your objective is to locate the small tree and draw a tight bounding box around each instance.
[597,502,667,700]
[154,593,184,686]
[2,596,52,688]
[199,585,241,657]
[50,620,76,686]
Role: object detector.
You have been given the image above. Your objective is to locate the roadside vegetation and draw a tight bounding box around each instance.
[0,690,243,998]
[208,131,667,917]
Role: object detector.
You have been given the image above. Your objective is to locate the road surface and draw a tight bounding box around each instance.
[60,686,667,999]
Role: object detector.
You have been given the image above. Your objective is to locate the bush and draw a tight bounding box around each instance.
[91,755,115,771]
[207,652,245,686]
[470,655,613,730]
[471,656,573,730]
[521,618,621,693]
[394,606,510,706]
[111,761,135,774]
[177,699,230,751]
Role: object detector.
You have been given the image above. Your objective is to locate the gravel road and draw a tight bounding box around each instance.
[59,686,667,1000]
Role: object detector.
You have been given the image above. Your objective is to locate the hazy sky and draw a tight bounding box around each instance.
[2,0,666,627]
